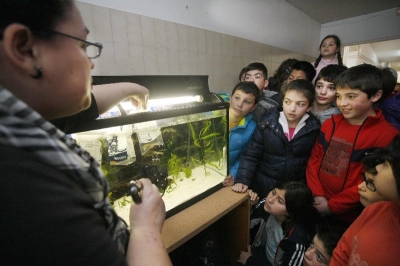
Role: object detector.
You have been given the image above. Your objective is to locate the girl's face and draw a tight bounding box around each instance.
[303,235,330,266]
[264,188,288,218]
[283,90,311,128]
[315,79,336,106]
[320,37,339,59]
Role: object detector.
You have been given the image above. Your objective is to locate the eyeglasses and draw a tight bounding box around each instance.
[361,172,376,192]
[51,31,103,59]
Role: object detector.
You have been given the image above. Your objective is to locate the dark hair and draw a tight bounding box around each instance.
[315,65,348,85]
[315,224,346,256]
[231,81,261,103]
[291,61,316,82]
[274,181,319,235]
[334,64,383,99]
[245,62,268,79]
[380,67,398,103]
[314,35,343,68]
[361,134,400,197]
[238,67,247,82]
[281,79,315,106]
[0,0,73,40]
[270,58,299,92]
[362,155,380,176]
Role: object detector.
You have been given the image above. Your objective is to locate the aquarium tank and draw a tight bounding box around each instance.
[67,75,229,224]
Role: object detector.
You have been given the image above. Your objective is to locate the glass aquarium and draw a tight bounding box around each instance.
[68,76,228,224]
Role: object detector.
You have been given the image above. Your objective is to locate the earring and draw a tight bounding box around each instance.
[30,66,42,79]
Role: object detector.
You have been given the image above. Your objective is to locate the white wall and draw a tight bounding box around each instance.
[76,1,315,93]
[78,0,321,57]
[343,44,380,69]
[321,8,400,45]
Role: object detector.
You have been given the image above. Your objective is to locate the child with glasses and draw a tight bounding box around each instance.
[357,158,385,207]
[330,134,400,266]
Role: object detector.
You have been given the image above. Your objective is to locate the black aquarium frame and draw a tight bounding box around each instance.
[69,75,229,218]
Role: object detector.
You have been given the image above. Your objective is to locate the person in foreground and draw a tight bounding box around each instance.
[330,134,400,266]
[0,1,171,265]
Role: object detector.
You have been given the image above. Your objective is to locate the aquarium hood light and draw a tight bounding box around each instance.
[105,95,203,114]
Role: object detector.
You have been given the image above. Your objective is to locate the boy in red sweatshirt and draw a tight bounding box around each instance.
[306,64,399,226]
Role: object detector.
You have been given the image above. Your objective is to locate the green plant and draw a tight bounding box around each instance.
[168,154,181,179]
[189,120,221,175]
[183,166,192,179]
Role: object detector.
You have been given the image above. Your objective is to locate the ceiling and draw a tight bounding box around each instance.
[284,0,400,73]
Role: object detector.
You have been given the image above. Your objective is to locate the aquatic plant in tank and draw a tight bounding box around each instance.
[72,108,228,223]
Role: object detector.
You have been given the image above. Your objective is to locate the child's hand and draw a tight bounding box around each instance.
[313,196,332,216]
[248,189,260,206]
[222,175,234,187]
[232,183,248,193]
[237,245,252,264]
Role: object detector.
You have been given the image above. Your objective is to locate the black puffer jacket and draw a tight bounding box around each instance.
[235,108,320,199]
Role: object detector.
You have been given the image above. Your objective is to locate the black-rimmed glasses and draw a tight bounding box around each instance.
[361,172,376,192]
[51,31,103,59]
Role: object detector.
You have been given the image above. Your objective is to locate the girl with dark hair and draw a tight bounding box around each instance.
[236,181,319,266]
[312,35,344,83]
[268,58,298,93]
[0,0,171,265]
[233,80,320,200]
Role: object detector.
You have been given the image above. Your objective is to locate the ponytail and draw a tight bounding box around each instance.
[314,54,322,69]
[337,51,343,66]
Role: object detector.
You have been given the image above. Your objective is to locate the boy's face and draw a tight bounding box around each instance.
[358,171,385,207]
[370,162,399,203]
[245,70,268,92]
[303,235,331,266]
[287,70,307,83]
[336,87,382,125]
[230,90,256,118]
[283,90,311,128]
[315,79,336,106]
[264,188,288,217]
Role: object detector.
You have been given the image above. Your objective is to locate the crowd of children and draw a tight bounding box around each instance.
[222,41,400,265]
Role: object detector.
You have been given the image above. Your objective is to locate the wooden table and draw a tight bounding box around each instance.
[161,186,250,262]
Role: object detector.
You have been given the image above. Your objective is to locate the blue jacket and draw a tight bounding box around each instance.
[229,112,256,178]
[235,108,320,199]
